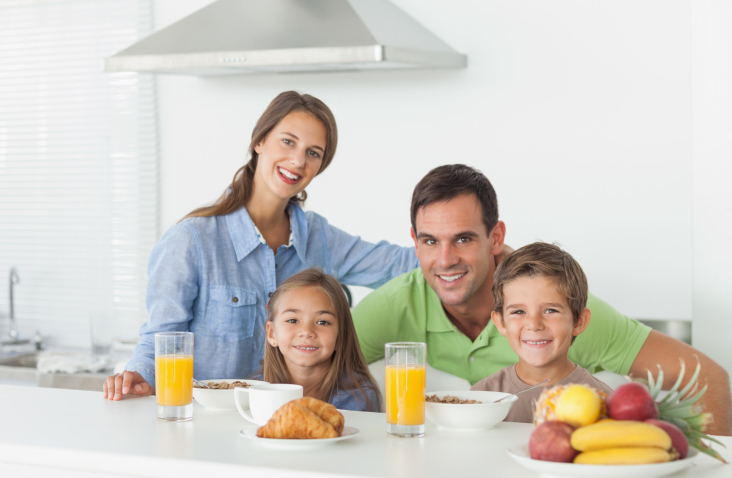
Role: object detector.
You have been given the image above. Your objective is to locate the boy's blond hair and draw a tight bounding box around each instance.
[492,242,588,327]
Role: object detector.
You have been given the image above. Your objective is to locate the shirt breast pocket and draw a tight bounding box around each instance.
[206,286,257,341]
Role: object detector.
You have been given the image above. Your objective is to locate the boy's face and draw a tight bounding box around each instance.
[493,275,590,370]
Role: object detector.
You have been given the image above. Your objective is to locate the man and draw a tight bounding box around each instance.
[353,164,731,436]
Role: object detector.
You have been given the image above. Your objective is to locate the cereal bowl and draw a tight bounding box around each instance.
[425,390,517,430]
[192,379,268,410]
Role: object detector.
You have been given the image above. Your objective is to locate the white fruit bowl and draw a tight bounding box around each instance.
[425,390,517,430]
[192,379,267,410]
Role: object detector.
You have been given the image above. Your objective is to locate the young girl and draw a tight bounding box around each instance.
[262,268,381,412]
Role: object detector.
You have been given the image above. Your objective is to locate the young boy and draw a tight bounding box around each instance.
[470,242,613,423]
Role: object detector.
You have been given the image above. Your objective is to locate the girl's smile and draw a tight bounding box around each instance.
[266,285,339,376]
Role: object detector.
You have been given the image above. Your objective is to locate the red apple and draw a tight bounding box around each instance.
[606,382,659,421]
[645,418,689,458]
[529,421,578,463]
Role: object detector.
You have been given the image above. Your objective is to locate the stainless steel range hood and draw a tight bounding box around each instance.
[104,0,467,75]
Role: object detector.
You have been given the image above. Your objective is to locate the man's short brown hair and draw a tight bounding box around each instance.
[410,164,499,236]
[492,242,588,325]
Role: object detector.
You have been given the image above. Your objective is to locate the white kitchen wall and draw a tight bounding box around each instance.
[691,1,732,373]
[155,0,692,323]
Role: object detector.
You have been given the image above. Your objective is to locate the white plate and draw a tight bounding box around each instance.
[239,426,359,448]
[507,444,698,478]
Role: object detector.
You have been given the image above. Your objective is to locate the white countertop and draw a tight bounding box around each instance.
[0,384,729,477]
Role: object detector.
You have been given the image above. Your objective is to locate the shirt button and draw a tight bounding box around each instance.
[232,297,238,303]
[269,292,274,297]
[469,356,476,362]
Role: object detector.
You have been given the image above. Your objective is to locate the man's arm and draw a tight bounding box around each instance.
[629,330,732,436]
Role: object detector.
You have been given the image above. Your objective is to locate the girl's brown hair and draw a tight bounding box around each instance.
[182,91,338,220]
[264,268,381,411]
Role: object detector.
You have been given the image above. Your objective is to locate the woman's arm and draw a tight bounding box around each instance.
[314,213,418,288]
[104,223,201,400]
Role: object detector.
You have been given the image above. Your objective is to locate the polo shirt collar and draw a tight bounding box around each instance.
[225,200,309,263]
[425,287,454,333]
[423,280,502,342]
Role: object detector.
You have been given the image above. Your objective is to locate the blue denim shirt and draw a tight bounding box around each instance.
[126,202,418,389]
[330,382,381,412]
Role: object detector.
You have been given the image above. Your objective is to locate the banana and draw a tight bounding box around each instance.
[571,420,671,452]
[574,447,674,465]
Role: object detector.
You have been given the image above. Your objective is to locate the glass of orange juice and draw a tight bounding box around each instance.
[385,342,426,437]
[154,332,194,421]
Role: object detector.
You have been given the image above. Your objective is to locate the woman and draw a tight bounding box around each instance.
[103,91,418,400]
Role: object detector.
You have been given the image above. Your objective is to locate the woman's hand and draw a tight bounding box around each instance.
[103,370,154,400]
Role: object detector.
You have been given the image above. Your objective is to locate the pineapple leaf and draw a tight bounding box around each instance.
[661,406,699,418]
[676,384,707,408]
[677,359,702,399]
[670,418,694,434]
[646,366,664,398]
[690,442,728,464]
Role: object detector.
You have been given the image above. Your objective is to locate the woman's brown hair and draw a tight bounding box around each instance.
[264,268,381,411]
[182,91,338,220]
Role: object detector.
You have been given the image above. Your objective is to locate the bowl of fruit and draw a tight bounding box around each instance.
[508,361,726,477]
[425,390,518,430]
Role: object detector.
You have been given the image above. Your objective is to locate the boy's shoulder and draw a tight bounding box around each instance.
[560,365,614,395]
[470,364,522,393]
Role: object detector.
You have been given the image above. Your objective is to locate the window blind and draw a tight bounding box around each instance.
[0,0,158,348]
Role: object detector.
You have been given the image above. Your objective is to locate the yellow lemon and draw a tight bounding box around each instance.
[554,384,602,428]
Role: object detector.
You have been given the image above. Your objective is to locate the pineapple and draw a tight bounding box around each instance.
[533,384,608,426]
[639,359,727,463]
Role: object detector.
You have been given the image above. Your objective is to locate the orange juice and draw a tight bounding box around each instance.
[385,365,426,425]
[155,354,193,406]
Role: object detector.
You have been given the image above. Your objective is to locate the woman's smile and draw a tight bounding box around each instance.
[277,166,302,183]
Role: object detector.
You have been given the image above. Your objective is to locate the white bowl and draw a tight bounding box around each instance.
[425,390,517,430]
[192,379,268,410]
[508,445,698,478]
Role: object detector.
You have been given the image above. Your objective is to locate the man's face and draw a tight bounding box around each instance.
[411,194,504,309]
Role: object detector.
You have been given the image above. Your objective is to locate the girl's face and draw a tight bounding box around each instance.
[253,110,327,203]
[266,286,339,375]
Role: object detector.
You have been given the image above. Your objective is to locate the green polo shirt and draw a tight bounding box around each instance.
[353,268,652,386]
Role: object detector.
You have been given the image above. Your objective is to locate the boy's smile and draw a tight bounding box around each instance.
[493,275,590,383]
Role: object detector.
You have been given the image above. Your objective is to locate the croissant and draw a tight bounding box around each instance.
[297,396,345,435]
[256,397,345,439]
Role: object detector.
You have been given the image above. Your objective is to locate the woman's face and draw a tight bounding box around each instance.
[266,286,339,376]
[253,111,327,203]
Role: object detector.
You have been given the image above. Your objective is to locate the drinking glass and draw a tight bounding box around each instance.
[89,309,114,357]
[155,332,194,421]
[385,342,426,437]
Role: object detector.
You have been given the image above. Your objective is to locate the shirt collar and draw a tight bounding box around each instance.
[289,201,309,262]
[422,272,502,340]
[225,201,308,262]
[252,221,294,248]
[225,206,261,262]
